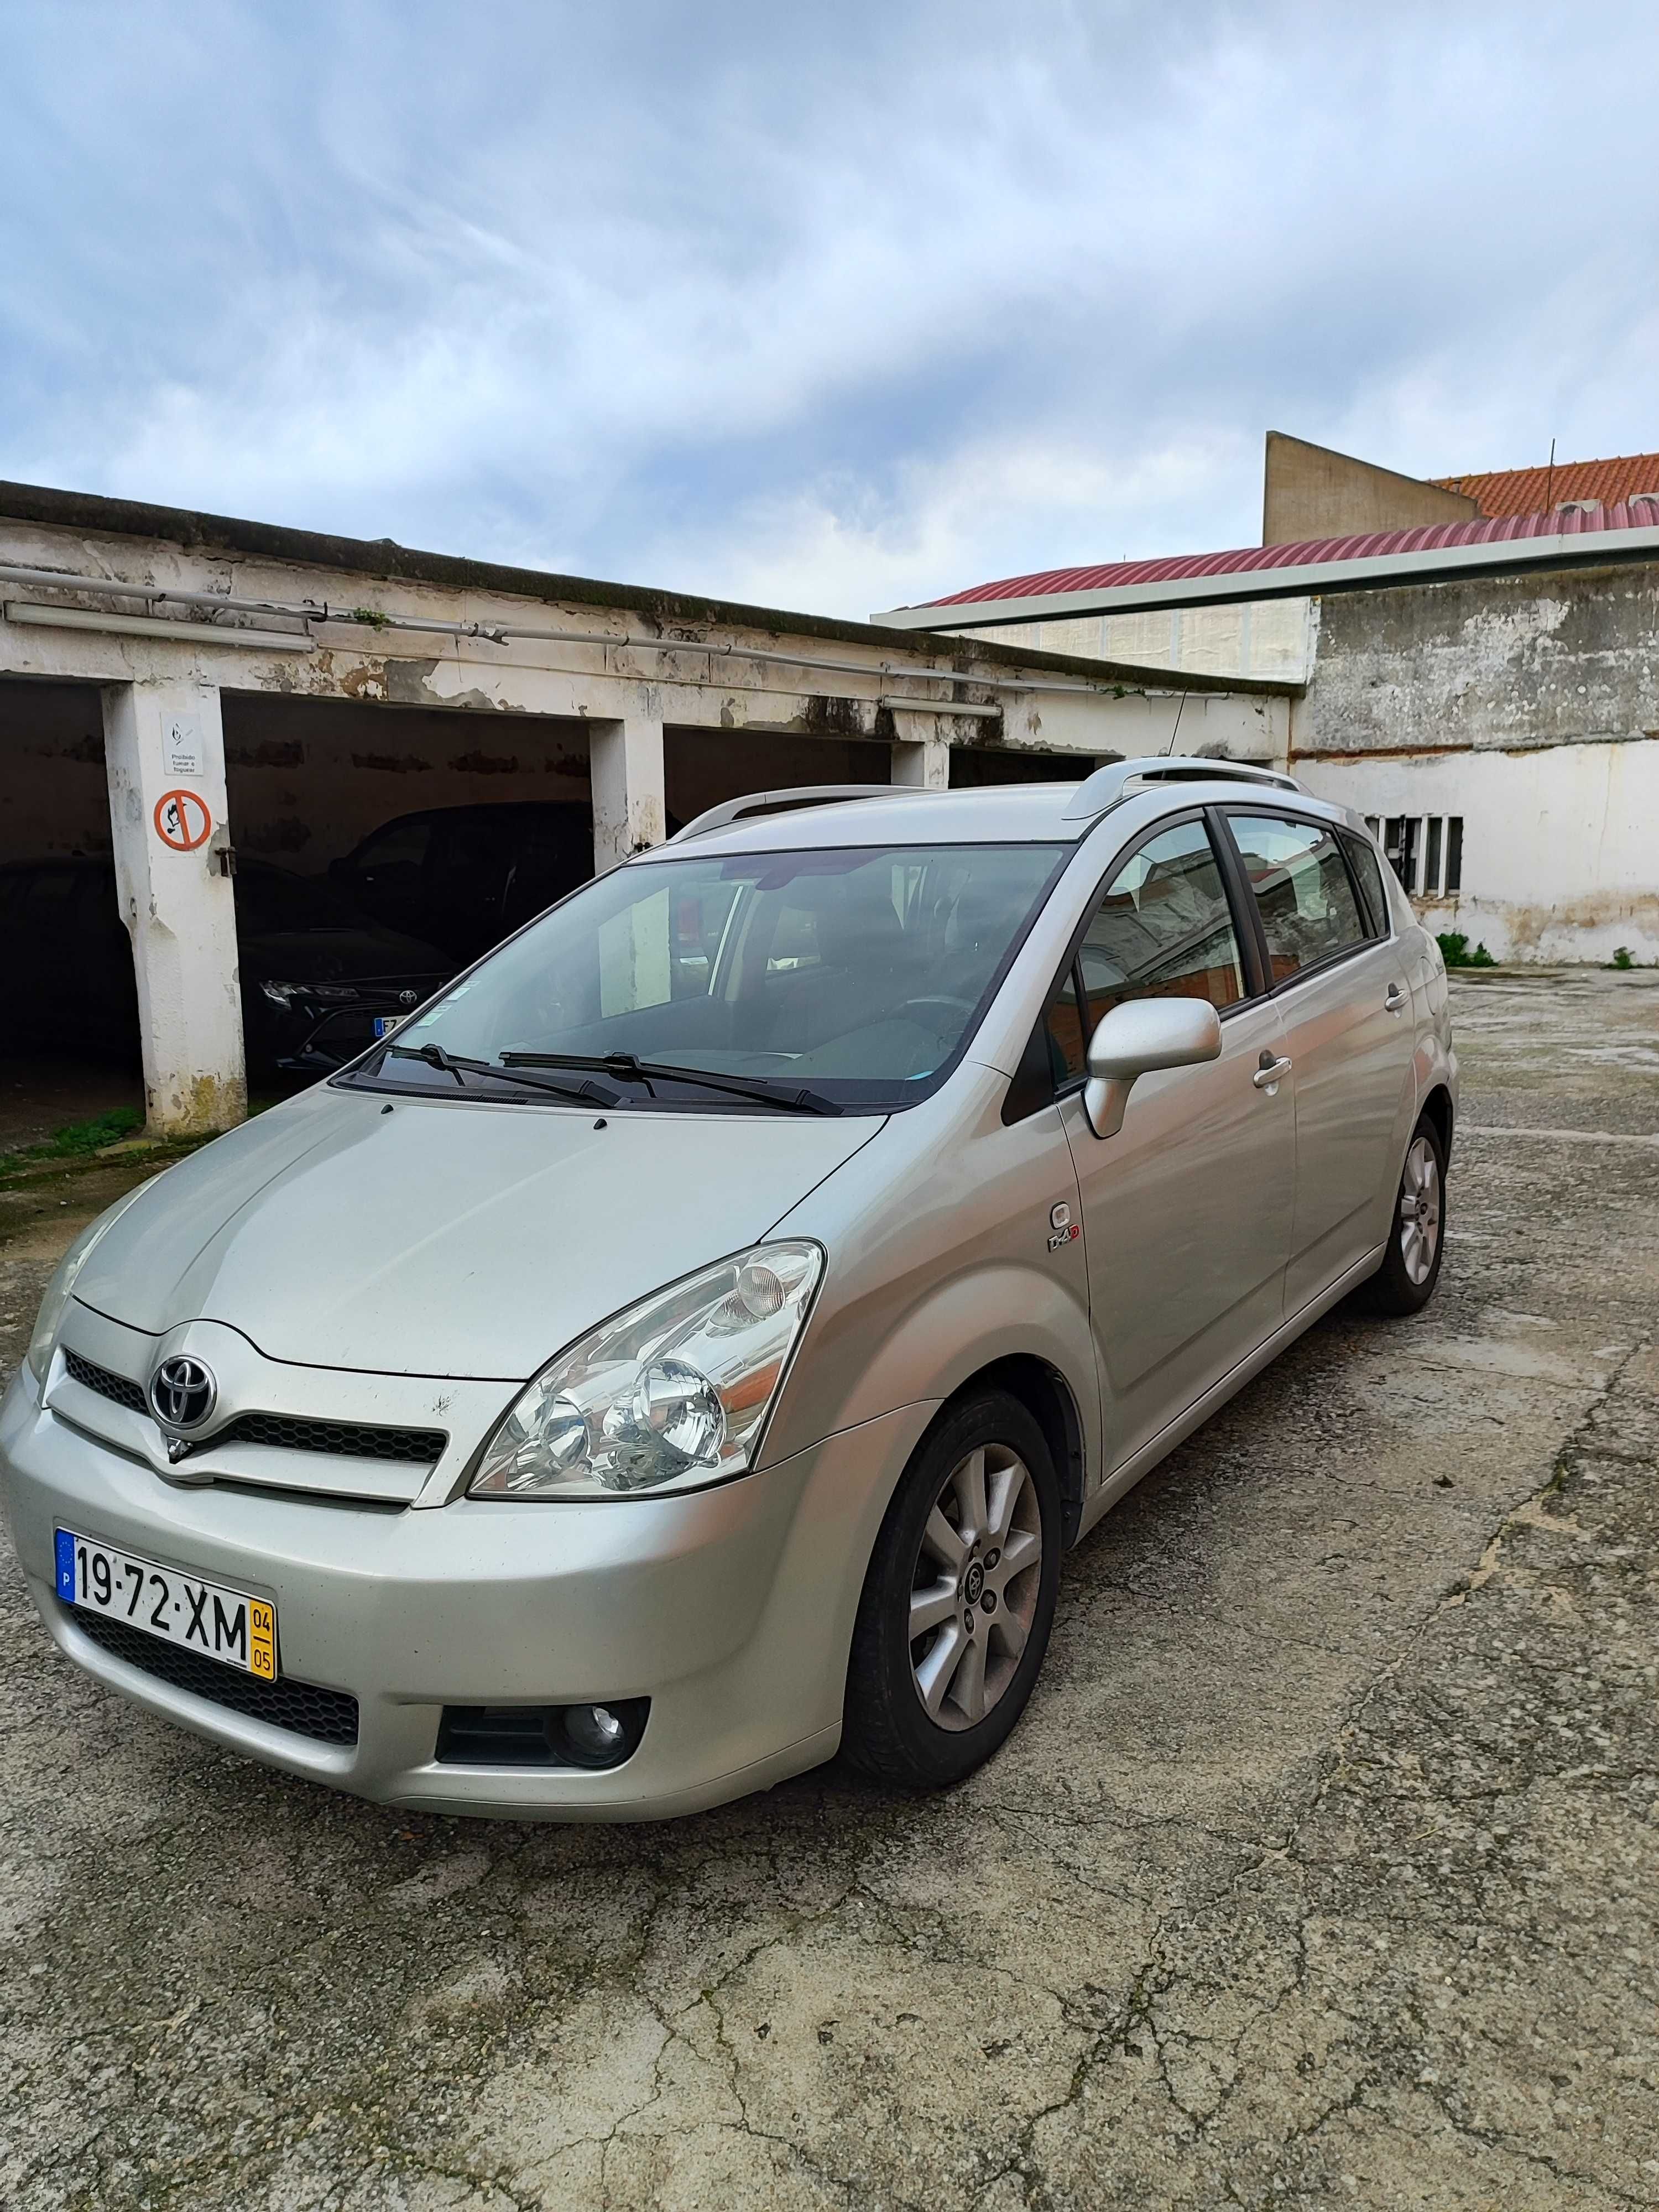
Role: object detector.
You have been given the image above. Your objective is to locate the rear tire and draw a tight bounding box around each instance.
[842,1390,1061,1790]
[1364,1113,1447,1316]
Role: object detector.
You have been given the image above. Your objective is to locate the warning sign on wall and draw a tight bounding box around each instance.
[165,720,204,778]
[154,789,213,852]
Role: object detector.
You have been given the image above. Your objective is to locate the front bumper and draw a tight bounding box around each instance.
[0,1368,933,1820]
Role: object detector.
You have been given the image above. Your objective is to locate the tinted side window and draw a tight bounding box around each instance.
[1035,818,1246,1089]
[1229,813,1368,983]
[1342,834,1391,938]
[1078,819,1246,1027]
[1043,963,1086,1082]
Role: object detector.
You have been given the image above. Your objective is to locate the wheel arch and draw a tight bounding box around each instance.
[933,1353,1089,1548]
[1420,1081,1455,1163]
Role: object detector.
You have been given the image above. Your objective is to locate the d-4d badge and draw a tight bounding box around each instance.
[1047,1200,1080,1253]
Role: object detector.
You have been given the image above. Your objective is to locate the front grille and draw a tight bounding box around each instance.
[64,1349,147,1413]
[210,1412,446,1464]
[66,1605,359,1746]
[60,1352,444,1467]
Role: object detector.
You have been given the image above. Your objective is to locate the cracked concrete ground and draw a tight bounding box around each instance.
[1,967,1655,2210]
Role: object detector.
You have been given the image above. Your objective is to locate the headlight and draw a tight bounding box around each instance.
[469,1241,823,1500]
[260,980,358,1008]
[26,1186,150,1385]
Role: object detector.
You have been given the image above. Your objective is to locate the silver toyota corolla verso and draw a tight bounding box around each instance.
[2,759,1455,1819]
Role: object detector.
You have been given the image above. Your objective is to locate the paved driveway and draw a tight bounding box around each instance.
[1,970,1655,2210]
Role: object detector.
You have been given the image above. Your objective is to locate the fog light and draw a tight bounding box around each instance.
[562,1702,633,1766]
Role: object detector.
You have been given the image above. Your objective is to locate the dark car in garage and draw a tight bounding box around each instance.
[327,801,597,963]
[0,856,453,1076]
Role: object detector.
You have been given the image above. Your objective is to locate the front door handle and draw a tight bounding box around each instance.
[1253,1053,1292,1089]
[1384,982,1407,1013]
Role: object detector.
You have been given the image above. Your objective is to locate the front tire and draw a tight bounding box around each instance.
[842,1391,1061,1790]
[1364,1113,1447,1316]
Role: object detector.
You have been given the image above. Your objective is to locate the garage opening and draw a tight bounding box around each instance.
[950,747,1107,787]
[0,676,145,1149]
[220,693,596,1088]
[664,724,891,827]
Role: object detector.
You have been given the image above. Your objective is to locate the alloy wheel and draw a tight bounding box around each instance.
[907,1443,1043,1731]
[1399,1134,1442,1286]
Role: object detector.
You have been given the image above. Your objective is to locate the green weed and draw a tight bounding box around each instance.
[1437,932,1496,969]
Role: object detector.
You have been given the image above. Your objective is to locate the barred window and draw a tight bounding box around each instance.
[1368,815,1464,899]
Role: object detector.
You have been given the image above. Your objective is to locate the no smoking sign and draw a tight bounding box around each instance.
[154,789,213,852]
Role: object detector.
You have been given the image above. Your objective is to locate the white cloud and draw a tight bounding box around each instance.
[3,0,1657,616]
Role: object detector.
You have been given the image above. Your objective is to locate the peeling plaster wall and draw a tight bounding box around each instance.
[1297,562,1659,962]
[1298,565,1659,757]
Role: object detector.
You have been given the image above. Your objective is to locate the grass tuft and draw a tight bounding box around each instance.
[1437,931,1496,969]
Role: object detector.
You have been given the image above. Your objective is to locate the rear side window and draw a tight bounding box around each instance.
[1038,817,1246,1085]
[1342,834,1391,938]
[1228,813,1368,983]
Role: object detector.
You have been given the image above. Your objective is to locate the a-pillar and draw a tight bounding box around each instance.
[589,714,667,873]
[103,676,246,1136]
[889,722,951,790]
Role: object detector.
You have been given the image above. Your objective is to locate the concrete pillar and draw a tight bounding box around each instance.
[102,677,246,1136]
[589,714,667,873]
[890,731,951,789]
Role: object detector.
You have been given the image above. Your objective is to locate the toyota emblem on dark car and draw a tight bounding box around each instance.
[148,1355,217,1431]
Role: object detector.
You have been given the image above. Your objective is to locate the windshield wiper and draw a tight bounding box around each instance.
[387,1042,620,1107]
[500,1050,842,1117]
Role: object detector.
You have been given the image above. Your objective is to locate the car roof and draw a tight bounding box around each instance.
[653,770,1352,860]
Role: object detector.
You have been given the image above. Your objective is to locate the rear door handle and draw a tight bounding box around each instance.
[1253,1054,1292,1089]
[1384,982,1407,1013]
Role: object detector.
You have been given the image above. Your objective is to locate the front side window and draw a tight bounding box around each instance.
[348,841,1065,1111]
[1040,818,1246,1086]
[1229,813,1368,983]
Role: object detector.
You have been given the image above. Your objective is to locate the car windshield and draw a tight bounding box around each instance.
[344,841,1066,1110]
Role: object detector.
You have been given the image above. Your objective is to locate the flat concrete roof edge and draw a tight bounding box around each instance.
[0,479,1296,701]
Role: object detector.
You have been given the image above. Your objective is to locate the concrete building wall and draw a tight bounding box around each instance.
[957,599,1314,695]
[1295,562,1659,963]
[1299,739,1659,963]
[1296,564,1659,757]
[1261,431,1479,545]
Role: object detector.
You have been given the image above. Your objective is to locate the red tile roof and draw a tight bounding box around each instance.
[1433,452,1659,517]
[915,498,1659,609]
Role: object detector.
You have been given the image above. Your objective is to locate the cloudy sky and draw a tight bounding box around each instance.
[4,2,1656,619]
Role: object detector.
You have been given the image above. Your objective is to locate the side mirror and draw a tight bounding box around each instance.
[1083,997,1222,1139]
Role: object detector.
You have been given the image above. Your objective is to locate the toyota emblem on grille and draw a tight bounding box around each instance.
[149,1355,217,1431]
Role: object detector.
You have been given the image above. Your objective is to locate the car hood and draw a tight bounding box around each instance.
[74,1087,882,1379]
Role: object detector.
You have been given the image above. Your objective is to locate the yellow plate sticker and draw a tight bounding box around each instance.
[249,1599,278,1680]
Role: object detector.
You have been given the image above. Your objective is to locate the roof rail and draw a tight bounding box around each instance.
[1060,755,1302,824]
[666,784,908,844]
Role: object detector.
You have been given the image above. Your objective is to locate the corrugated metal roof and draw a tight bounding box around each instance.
[1433,453,1659,518]
[916,497,1659,609]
